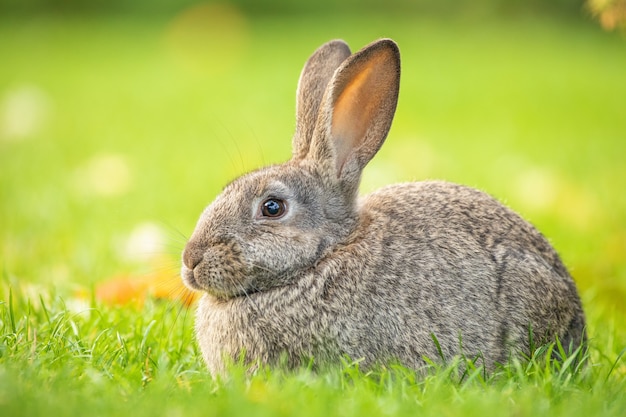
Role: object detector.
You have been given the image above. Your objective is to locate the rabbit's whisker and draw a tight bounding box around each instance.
[249,263,275,275]
[227,276,262,315]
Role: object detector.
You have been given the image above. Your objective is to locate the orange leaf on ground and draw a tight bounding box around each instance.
[94,272,199,307]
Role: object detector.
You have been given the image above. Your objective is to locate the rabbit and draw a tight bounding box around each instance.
[181,38,587,376]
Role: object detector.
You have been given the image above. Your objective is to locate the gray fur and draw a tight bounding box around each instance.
[293,39,351,160]
[181,39,586,376]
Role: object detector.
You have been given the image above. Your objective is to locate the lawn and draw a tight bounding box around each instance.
[1,5,626,417]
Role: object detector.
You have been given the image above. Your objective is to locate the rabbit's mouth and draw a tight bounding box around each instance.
[181,265,203,292]
[202,284,263,302]
[181,263,264,300]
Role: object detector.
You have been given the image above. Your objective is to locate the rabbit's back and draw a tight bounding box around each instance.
[327,180,585,368]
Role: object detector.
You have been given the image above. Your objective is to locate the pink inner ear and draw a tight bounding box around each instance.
[330,51,394,174]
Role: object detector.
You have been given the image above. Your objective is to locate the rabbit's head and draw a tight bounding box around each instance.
[182,39,400,300]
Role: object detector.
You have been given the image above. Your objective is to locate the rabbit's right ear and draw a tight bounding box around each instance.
[292,40,352,160]
[308,39,400,193]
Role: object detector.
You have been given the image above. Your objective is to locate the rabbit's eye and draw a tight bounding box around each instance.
[261,198,286,218]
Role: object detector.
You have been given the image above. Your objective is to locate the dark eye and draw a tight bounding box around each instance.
[261,198,286,218]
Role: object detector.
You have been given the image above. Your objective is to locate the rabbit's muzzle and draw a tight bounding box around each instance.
[181,238,250,299]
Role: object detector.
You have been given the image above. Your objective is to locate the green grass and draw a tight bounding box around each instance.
[1,7,626,417]
[1,287,625,416]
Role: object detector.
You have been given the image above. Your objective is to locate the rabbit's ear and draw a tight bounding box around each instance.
[292,40,352,160]
[311,39,400,186]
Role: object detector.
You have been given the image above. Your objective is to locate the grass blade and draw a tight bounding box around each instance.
[8,287,16,334]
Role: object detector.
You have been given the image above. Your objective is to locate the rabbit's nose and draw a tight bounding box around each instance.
[183,244,204,270]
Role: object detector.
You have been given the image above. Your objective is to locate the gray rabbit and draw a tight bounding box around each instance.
[181,39,586,376]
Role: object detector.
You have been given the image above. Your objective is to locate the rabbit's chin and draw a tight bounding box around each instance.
[181,265,261,301]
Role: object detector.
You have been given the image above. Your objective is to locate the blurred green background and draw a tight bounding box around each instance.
[0,1,625,333]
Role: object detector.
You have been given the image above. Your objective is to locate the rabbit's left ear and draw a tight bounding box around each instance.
[310,39,400,186]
